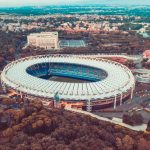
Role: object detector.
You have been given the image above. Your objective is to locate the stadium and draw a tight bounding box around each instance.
[1,55,135,111]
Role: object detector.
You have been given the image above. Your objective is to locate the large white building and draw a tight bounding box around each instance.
[133,69,150,84]
[1,55,135,111]
[27,32,59,50]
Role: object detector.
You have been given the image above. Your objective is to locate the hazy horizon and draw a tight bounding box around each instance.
[0,0,150,7]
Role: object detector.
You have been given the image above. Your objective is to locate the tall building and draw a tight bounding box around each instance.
[27,32,59,50]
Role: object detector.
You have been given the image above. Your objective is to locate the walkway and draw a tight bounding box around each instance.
[74,54,143,61]
[66,108,147,132]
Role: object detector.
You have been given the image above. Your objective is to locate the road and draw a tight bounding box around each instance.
[66,108,147,132]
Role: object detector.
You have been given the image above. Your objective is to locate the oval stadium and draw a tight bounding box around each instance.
[1,55,135,111]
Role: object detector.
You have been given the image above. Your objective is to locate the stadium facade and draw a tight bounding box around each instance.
[1,55,135,111]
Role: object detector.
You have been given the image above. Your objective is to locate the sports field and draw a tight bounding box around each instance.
[49,76,88,83]
[60,40,86,48]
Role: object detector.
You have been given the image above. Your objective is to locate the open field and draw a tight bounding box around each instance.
[49,76,88,83]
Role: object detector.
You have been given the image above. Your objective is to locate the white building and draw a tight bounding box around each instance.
[133,69,150,84]
[27,32,59,50]
[1,55,135,111]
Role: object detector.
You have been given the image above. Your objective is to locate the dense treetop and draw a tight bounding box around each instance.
[0,98,150,150]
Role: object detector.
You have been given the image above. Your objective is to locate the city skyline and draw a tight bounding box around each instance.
[0,0,150,7]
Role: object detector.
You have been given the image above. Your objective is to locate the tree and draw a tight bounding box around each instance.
[123,113,143,126]
[31,143,43,150]
[146,120,150,132]
[137,138,150,150]
[122,135,134,150]
[36,120,44,128]
[2,127,14,137]
[116,137,123,150]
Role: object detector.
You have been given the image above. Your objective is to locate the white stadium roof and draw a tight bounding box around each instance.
[1,55,135,101]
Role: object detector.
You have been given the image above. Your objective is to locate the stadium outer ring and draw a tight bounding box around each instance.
[1,55,135,111]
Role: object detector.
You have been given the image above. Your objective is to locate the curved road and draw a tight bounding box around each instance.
[66,108,147,132]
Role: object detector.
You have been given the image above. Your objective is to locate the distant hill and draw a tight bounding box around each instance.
[0,5,150,16]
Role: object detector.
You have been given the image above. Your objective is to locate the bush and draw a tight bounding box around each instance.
[123,113,144,126]
[146,120,150,132]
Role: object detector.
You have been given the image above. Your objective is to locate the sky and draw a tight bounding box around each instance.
[0,0,150,7]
